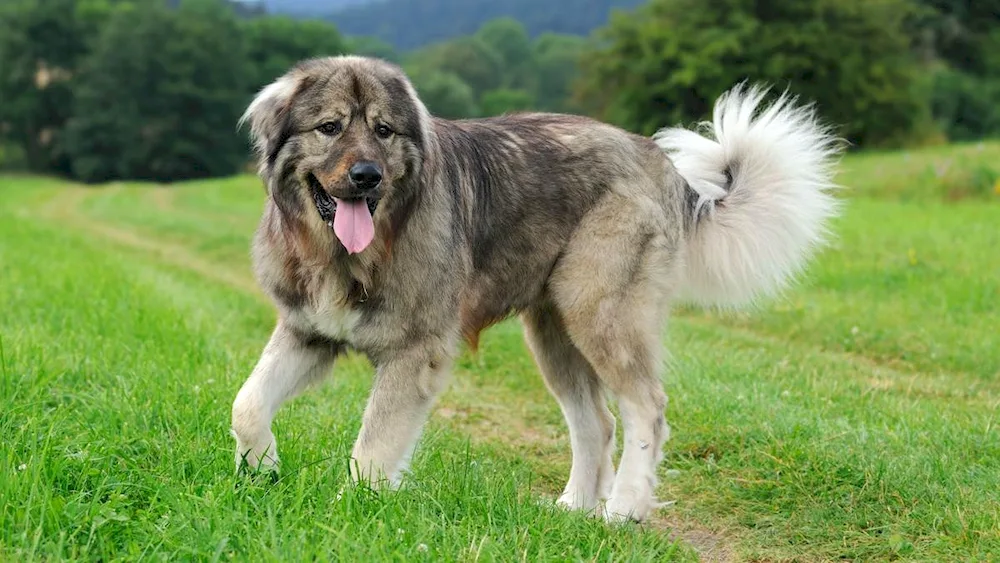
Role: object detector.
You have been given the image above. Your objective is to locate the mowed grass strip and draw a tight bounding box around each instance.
[0,186,690,560]
[1,141,999,562]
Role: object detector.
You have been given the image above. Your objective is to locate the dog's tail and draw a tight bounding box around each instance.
[654,83,844,308]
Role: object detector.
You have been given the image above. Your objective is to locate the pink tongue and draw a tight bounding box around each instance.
[332,198,375,254]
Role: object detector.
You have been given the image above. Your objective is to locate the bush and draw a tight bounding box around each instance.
[575,0,931,148]
[930,67,1000,142]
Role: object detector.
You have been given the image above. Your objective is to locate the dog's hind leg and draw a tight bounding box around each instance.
[522,303,616,514]
[231,320,339,475]
[550,193,681,523]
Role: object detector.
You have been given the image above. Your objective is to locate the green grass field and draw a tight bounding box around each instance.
[2,141,998,561]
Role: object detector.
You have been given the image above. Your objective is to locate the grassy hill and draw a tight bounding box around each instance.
[1,141,998,560]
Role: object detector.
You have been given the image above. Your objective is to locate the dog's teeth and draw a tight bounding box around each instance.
[327,221,333,228]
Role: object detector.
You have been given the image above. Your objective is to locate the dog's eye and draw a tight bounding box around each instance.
[316,121,342,136]
[375,124,393,139]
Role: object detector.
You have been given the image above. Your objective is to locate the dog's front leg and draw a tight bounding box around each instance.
[349,341,452,488]
[231,320,338,475]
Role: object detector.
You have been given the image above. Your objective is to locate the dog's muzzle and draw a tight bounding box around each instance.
[308,173,379,227]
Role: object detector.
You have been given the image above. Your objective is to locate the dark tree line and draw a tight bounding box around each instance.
[0,0,997,183]
[0,0,353,182]
[0,0,589,182]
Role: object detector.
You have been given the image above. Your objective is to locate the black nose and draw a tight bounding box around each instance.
[349,162,382,190]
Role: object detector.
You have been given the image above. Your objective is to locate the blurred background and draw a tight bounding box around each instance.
[0,0,997,185]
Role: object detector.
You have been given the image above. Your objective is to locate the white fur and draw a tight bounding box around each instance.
[239,75,298,154]
[654,83,844,308]
[231,322,336,473]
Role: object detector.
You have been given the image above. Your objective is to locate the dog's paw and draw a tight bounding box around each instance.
[602,489,655,524]
[232,428,279,478]
[556,488,600,514]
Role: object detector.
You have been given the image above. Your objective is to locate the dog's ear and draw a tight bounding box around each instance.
[239,72,311,168]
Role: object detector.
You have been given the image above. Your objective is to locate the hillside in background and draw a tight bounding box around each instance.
[324,0,647,51]
[252,0,373,16]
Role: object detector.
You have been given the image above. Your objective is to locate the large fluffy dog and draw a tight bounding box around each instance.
[232,55,841,522]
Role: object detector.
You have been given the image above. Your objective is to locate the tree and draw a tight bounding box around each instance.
[63,0,251,183]
[242,15,349,93]
[0,0,112,172]
[532,33,587,112]
[909,0,1000,140]
[329,0,646,51]
[347,36,400,63]
[915,0,1000,76]
[407,37,505,98]
[480,89,535,116]
[929,65,1000,141]
[475,18,536,91]
[406,68,479,119]
[575,0,930,148]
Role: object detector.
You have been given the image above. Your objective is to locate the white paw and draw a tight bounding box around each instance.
[232,428,279,476]
[347,457,398,490]
[603,488,654,523]
[556,488,599,514]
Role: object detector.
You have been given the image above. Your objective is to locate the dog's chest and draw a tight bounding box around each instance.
[285,274,362,343]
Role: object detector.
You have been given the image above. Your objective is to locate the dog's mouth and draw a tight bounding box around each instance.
[307,174,380,224]
[307,173,380,255]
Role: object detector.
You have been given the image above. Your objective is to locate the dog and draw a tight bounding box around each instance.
[231,55,842,523]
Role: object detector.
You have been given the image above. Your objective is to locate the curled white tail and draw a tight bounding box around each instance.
[654,83,844,308]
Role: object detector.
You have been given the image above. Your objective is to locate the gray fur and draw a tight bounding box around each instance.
[230,55,842,523]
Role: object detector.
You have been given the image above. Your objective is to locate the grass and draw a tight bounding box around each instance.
[1,140,998,561]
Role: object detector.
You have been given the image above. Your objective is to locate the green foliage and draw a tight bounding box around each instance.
[63,0,250,183]
[347,36,400,63]
[914,0,1000,76]
[0,0,374,183]
[576,0,931,148]
[406,68,480,119]
[403,21,588,119]
[0,0,111,172]
[242,15,348,93]
[330,0,647,51]
[413,37,505,99]
[532,33,587,113]
[910,1,1000,142]
[480,89,535,116]
[930,67,1000,142]
[475,18,536,92]
[2,0,996,183]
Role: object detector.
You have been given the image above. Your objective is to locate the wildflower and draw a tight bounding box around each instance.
[993,178,1000,196]
[417,544,428,553]
[17,463,27,471]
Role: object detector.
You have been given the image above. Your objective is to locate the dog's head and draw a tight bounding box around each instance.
[240,56,433,255]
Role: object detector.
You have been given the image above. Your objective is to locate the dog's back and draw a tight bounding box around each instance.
[430,112,686,348]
